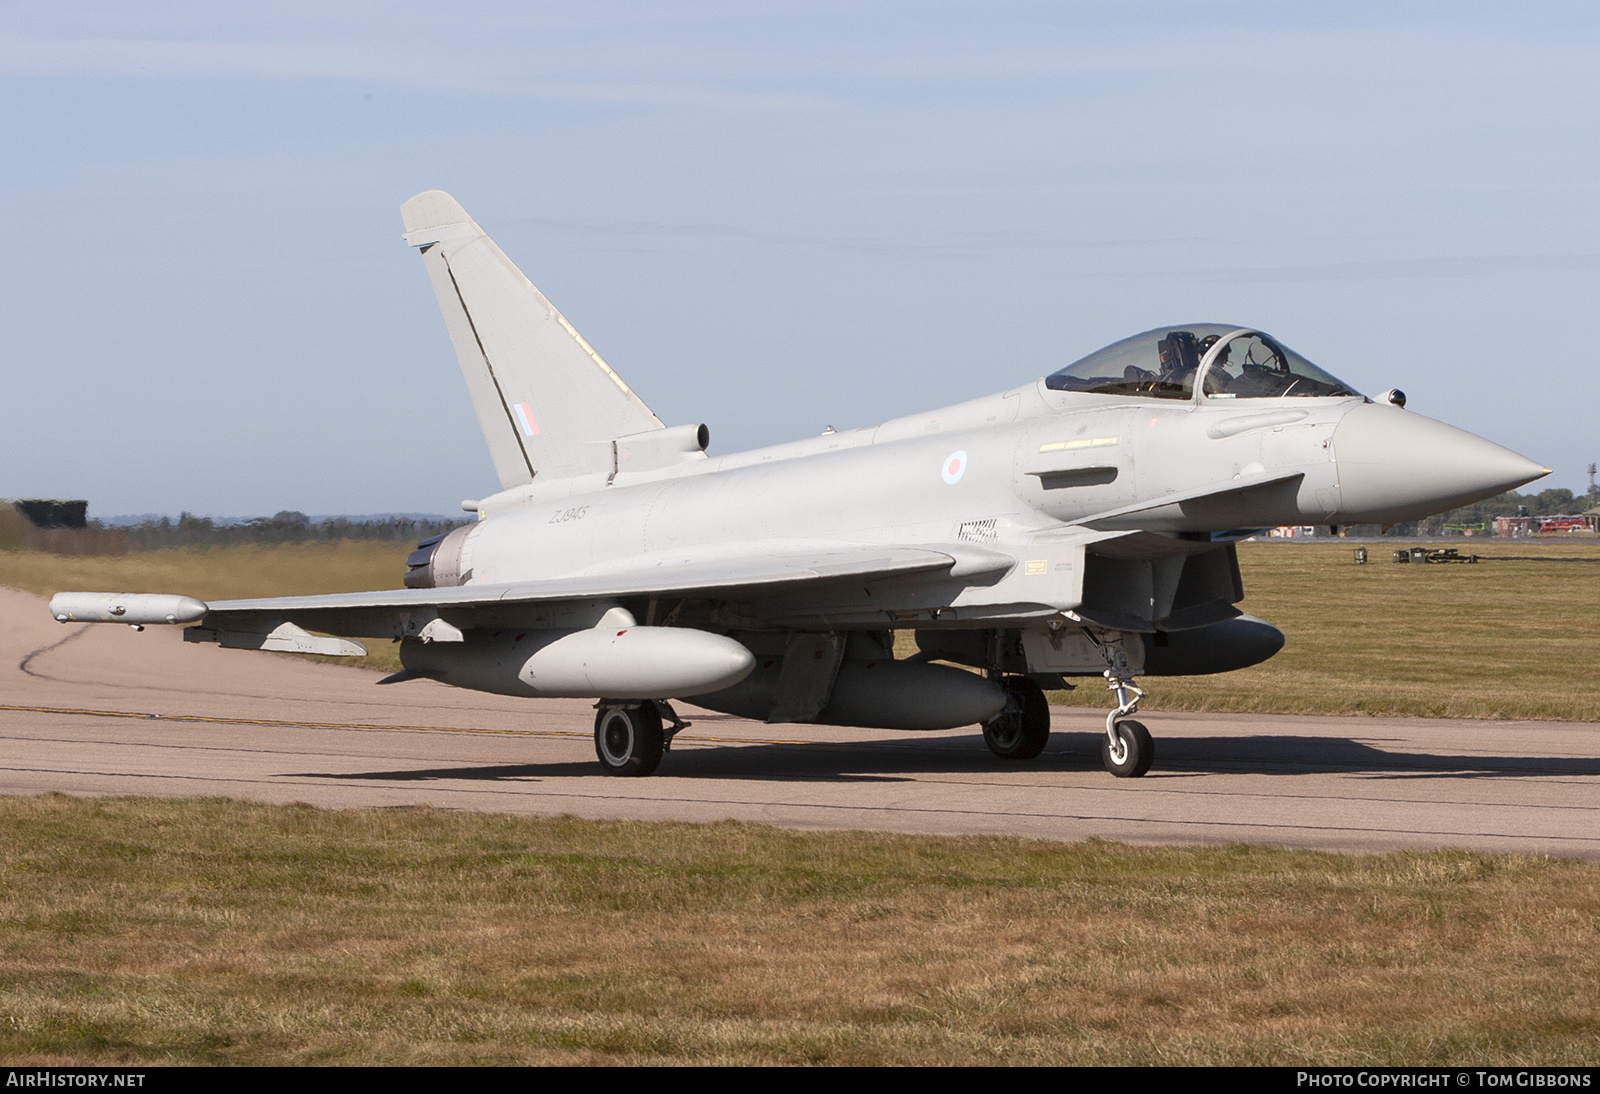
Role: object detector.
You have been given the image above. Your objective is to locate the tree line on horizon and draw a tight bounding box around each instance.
[5,488,1595,556]
[1,507,467,556]
[1366,486,1595,537]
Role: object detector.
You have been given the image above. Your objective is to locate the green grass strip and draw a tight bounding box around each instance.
[1,796,1597,1065]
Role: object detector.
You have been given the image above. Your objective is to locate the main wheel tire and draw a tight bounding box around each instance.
[982,675,1051,760]
[1102,718,1154,778]
[594,703,665,776]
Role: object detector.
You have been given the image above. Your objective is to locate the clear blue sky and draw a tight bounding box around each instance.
[3,2,1596,517]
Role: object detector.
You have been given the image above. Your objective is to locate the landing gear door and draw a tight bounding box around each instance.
[1021,626,1145,675]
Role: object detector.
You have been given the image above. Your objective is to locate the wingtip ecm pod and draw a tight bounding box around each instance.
[400,190,668,490]
[49,592,208,626]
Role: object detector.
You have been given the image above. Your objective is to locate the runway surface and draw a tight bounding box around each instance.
[4,587,1598,858]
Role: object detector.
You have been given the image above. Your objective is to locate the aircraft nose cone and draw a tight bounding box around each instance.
[1333,402,1547,524]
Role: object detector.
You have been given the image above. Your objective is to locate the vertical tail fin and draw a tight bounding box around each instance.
[401,190,664,487]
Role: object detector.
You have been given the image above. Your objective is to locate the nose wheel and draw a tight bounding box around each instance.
[1103,718,1154,778]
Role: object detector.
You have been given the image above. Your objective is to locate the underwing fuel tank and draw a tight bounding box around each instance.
[694,657,1007,730]
[400,625,755,700]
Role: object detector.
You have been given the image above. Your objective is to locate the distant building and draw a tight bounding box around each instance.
[3,499,124,556]
[1494,513,1599,536]
[11,499,88,529]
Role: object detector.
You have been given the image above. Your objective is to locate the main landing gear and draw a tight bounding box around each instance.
[593,700,690,776]
[982,675,1051,760]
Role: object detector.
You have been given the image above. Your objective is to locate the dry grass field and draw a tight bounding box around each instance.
[0,539,409,604]
[0,795,1596,1066]
[4,537,1598,720]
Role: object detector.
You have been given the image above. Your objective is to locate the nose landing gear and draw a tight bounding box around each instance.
[1093,633,1155,778]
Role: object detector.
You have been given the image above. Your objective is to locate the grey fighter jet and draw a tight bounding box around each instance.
[51,191,1549,778]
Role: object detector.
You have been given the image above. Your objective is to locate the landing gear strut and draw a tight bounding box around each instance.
[1090,632,1155,778]
[982,675,1051,760]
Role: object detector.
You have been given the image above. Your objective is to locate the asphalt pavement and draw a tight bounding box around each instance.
[4,587,1597,858]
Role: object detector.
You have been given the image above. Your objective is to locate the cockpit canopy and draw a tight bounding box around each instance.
[1045,325,1360,401]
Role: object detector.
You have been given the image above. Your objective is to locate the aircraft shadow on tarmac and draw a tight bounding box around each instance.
[293,731,1600,785]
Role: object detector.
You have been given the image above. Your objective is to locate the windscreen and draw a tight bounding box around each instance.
[1199,332,1359,399]
[1045,325,1359,401]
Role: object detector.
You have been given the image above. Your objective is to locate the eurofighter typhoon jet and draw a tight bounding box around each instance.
[51,191,1549,778]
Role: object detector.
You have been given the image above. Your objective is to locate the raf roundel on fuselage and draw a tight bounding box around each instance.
[1045,325,1361,402]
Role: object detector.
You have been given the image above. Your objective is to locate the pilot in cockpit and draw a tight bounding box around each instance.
[1152,330,1204,391]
